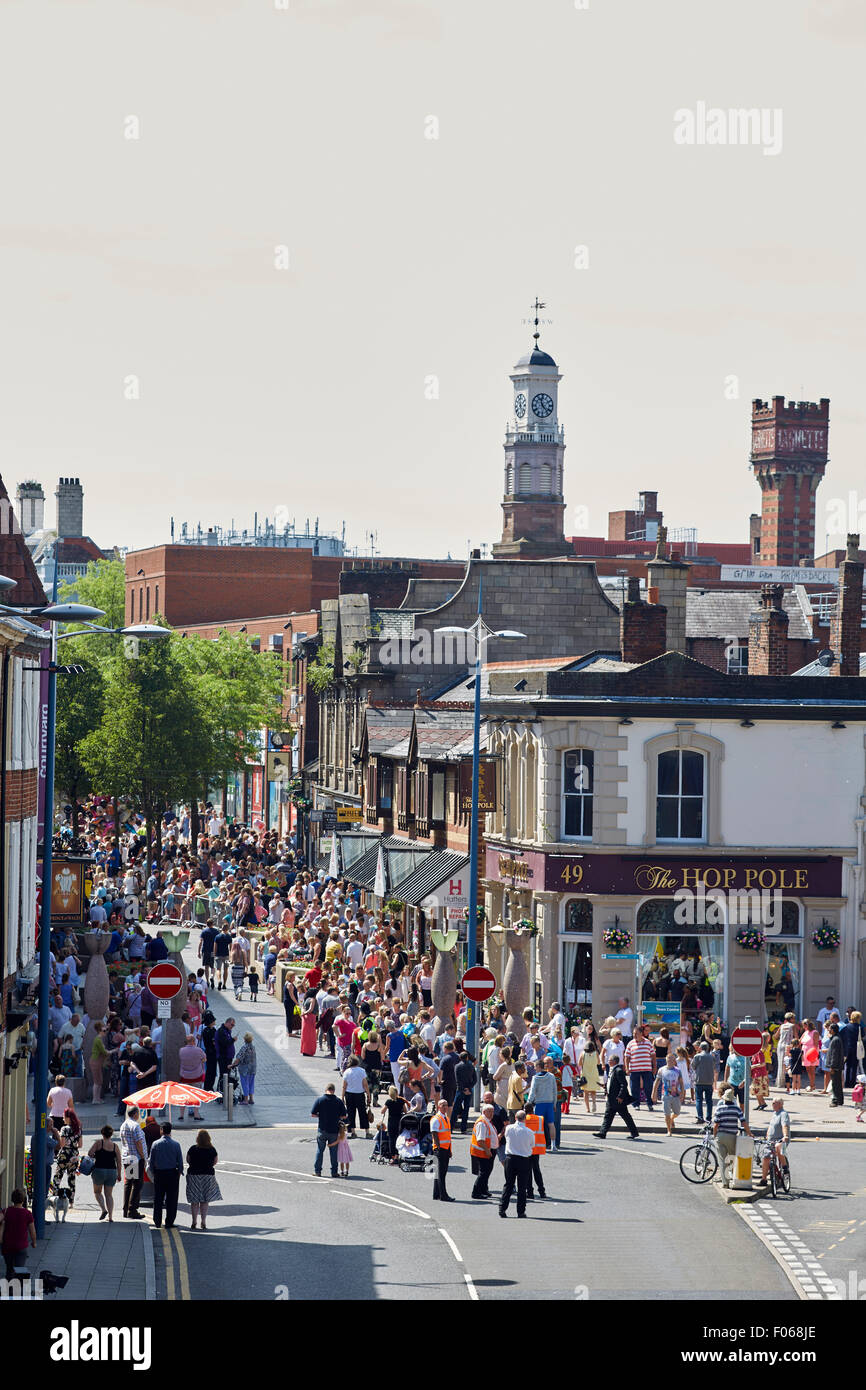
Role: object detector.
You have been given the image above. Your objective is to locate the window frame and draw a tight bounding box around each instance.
[655,747,707,844]
[561,747,594,842]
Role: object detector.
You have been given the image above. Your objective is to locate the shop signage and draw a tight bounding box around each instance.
[641,1001,682,1034]
[540,854,843,898]
[496,854,536,883]
[336,807,361,824]
[321,810,337,832]
[442,876,468,920]
[459,758,498,813]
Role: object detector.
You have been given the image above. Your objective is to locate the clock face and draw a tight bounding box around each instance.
[531,392,554,418]
[514,392,527,419]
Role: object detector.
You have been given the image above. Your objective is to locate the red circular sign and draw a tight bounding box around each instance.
[731,1025,763,1059]
[146,962,184,1000]
[461,965,497,1003]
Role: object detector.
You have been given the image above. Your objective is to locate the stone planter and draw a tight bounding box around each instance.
[431,949,457,1033]
[502,930,529,1035]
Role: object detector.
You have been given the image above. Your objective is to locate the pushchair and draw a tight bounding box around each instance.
[370,1124,394,1165]
[395,1113,433,1174]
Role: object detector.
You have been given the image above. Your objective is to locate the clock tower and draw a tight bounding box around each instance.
[493,314,567,558]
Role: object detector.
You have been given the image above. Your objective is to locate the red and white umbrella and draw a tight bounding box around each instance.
[123,1082,220,1116]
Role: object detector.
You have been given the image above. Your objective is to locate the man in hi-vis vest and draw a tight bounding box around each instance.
[470,1105,499,1199]
[430,1100,455,1202]
[523,1103,548,1200]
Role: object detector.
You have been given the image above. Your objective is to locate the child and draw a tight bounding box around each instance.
[852,1075,865,1122]
[560,1057,574,1113]
[247,968,259,1002]
[334,1122,353,1178]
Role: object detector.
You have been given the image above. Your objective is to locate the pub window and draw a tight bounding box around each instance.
[562,749,593,839]
[378,761,393,811]
[431,770,446,823]
[565,898,593,932]
[656,748,705,842]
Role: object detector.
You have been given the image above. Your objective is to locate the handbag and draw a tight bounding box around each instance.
[366,1106,374,1125]
[78,1154,95,1175]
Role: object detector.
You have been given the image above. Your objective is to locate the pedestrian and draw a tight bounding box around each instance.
[178,1035,207,1121]
[119,1106,147,1219]
[522,1103,548,1199]
[594,1057,639,1140]
[185,1129,221,1229]
[214,926,232,989]
[826,1023,845,1107]
[506,1061,528,1120]
[215,1019,236,1098]
[229,942,246,1000]
[300,996,318,1057]
[492,1046,514,1110]
[652,1054,684,1135]
[526,1060,557,1151]
[624,1025,657,1112]
[234,1033,257,1105]
[335,1121,353,1178]
[470,1104,499,1199]
[723,1047,747,1105]
[147,1121,184,1228]
[692,1041,717,1124]
[381,1085,407,1160]
[198,917,219,988]
[311,1083,348,1177]
[284,974,301,1037]
[498,1111,532,1218]
[452,1051,477,1134]
[577,1040,601,1114]
[50,1127,80,1208]
[201,1013,218,1093]
[751,1036,770,1109]
[341,1055,371,1138]
[47,1074,74,1121]
[247,966,259,1002]
[712,1088,750,1187]
[430,1099,454,1202]
[90,1022,109,1103]
[801,1020,820,1092]
[0,1189,37,1280]
[86,1124,123,1222]
[841,1010,865,1088]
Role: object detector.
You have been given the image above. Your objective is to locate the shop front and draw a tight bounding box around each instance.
[484,844,847,1029]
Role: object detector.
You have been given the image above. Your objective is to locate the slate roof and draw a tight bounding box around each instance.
[607,586,813,640]
[363,706,414,757]
[0,474,47,607]
[412,708,474,760]
[793,653,866,677]
[391,850,470,906]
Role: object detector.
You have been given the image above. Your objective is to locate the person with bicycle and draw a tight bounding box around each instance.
[712,1088,751,1187]
[757,1096,790,1187]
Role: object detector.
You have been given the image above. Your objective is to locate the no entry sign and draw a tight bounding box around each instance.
[731,1024,763,1059]
[146,962,184,1000]
[461,965,497,1003]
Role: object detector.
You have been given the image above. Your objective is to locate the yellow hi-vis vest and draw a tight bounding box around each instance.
[430,1113,452,1150]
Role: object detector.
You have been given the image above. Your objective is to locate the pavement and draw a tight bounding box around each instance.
[24,1202,154,1301]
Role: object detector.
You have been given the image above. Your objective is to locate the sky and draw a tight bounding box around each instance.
[2,0,865,561]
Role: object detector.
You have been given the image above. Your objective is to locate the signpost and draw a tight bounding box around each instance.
[145,962,184,1000]
[730,1018,763,1188]
[460,965,497,1004]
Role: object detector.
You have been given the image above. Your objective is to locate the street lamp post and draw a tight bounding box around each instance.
[435,581,525,1101]
[0,576,171,1237]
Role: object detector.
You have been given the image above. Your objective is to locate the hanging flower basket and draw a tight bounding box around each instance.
[811,924,840,952]
[602,925,632,952]
[463,906,486,925]
[513,917,538,937]
[735,925,764,952]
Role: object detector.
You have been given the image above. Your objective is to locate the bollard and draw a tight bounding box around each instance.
[732,1134,753,1190]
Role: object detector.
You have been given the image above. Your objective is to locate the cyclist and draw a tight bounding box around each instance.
[757,1095,790,1186]
[712,1087,751,1187]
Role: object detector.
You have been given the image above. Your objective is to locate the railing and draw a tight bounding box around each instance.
[397,811,415,831]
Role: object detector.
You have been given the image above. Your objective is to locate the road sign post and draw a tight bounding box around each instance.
[730,1018,763,1187]
[146,962,184,1000]
[461,965,497,1004]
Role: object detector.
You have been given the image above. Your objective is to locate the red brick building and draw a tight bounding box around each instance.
[750,396,830,567]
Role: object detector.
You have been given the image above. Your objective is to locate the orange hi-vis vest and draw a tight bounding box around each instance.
[525,1113,547,1155]
[431,1114,452,1150]
[470,1117,497,1160]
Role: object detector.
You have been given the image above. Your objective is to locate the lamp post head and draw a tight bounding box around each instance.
[122,624,172,639]
[40,602,107,623]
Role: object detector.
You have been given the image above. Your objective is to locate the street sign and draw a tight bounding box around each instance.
[146,962,184,1000]
[336,807,361,824]
[461,965,497,1002]
[731,1023,763,1058]
[321,809,337,832]
[601,952,640,960]
[157,999,171,1019]
[310,810,323,824]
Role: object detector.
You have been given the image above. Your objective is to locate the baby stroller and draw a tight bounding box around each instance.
[395,1113,433,1174]
[370,1124,394,1165]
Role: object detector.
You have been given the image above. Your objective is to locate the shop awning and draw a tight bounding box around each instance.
[391,850,470,908]
[344,836,436,892]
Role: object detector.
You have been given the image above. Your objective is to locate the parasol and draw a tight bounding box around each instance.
[123,1081,220,1122]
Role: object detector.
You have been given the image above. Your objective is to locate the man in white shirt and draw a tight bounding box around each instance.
[119,1105,147,1219]
[149,1021,163,1078]
[614,998,634,1040]
[208,813,222,838]
[816,997,838,1027]
[59,1015,86,1076]
[345,932,365,969]
[499,1111,533,1218]
[47,1077,74,1119]
[418,1012,437,1051]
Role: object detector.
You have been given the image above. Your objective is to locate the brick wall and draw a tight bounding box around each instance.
[620,588,667,664]
[829,539,864,676]
[3,768,38,821]
[748,585,790,675]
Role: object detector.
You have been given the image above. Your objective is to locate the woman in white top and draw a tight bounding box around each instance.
[601,1030,624,1081]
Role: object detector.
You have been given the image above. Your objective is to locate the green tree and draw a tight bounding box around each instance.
[59,557,126,632]
[54,655,103,839]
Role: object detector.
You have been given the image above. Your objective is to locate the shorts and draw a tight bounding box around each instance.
[202,953,214,969]
[663,1095,682,1116]
[533,1101,555,1129]
[92,1170,118,1188]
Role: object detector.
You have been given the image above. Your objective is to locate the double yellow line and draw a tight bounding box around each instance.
[159,1226,191,1300]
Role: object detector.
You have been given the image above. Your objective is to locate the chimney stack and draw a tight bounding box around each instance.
[646,525,689,653]
[16,481,45,536]
[748,583,789,675]
[55,476,83,539]
[829,533,863,676]
[620,581,667,664]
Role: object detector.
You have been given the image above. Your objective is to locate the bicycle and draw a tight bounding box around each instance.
[759,1141,791,1198]
[679,1123,718,1183]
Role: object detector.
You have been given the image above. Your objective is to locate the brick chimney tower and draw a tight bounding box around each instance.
[748,584,789,675]
[15,481,45,536]
[829,533,864,676]
[620,575,667,663]
[750,396,829,567]
[646,526,689,654]
[55,476,84,539]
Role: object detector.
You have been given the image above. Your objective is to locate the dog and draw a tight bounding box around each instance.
[49,1190,70,1223]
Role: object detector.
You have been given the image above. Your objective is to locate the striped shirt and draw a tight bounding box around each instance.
[713,1101,744,1135]
[625,1040,655,1072]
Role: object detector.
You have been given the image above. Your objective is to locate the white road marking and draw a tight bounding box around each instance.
[330,1190,417,1212]
[438,1228,463,1263]
[362,1189,431,1220]
[464,1272,479,1301]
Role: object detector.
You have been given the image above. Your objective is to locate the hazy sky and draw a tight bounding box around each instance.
[2,0,865,561]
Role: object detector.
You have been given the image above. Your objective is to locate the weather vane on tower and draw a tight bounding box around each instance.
[531,296,546,347]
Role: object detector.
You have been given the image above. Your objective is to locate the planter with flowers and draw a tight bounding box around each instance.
[735,925,765,952]
[811,923,840,952]
[602,924,632,953]
[512,916,538,938]
[463,906,487,926]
